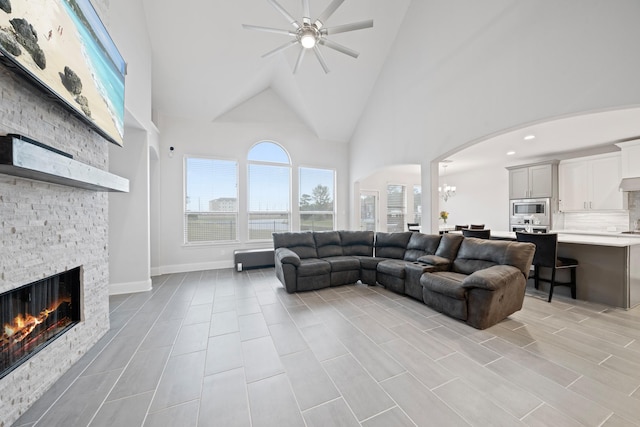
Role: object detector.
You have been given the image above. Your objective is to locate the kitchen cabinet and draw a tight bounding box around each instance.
[615,139,640,178]
[559,152,623,211]
[507,162,557,199]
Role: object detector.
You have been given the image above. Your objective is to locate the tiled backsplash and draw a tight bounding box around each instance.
[628,191,640,231]
[554,192,640,232]
[556,210,630,232]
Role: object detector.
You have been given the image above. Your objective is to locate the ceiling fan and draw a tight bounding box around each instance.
[243,0,373,73]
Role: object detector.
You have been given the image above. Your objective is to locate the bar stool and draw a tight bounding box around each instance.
[462,229,491,239]
[515,232,578,302]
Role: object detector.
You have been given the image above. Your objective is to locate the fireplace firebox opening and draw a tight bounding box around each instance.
[1,267,82,379]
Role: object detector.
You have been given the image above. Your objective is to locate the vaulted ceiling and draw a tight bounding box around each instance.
[141,0,411,142]
[140,1,640,170]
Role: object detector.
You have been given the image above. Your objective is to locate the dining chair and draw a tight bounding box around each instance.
[454,224,469,231]
[515,232,578,302]
[407,223,420,232]
[469,224,485,229]
[462,229,491,239]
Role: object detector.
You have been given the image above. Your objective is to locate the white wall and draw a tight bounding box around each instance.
[109,129,152,294]
[350,0,640,232]
[152,89,350,275]
[105,0,157,294]
[437,167,510,231]
[358,165,421,232]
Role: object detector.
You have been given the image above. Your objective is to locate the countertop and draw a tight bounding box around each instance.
[489,230,640,247]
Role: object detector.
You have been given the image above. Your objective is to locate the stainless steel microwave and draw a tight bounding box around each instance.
[510,198,550,225]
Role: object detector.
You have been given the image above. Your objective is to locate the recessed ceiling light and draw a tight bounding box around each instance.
[507,151,516,156]
[524,135,535,141]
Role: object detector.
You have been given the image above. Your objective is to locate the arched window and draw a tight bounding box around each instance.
[247,141,291,239]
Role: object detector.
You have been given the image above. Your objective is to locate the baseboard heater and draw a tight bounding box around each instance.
[233,249,275,271]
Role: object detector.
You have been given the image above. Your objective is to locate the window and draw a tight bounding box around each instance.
[248,142,291,239]
[184,157,238,243]
[386,184,406,232]
[299,167,335,231]
[413,185,422,224]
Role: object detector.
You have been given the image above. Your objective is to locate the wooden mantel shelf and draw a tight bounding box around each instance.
[0,135,129,192]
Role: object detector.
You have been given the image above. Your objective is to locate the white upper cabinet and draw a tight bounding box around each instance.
[508,162,555,199]
[559,152,623,211]
[616,139,640,178]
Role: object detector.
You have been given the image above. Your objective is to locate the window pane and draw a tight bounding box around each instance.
[413,185,422,223]
[387,184,406,232]
[184,157,238,243]
[248,141,290,164]
[299,167,335,232]
[248,145,290,240]
[300,168,334,211]
[300,213,334,232]
[248,164,290,212]
[185,213,238,242]
[248,213,290,239]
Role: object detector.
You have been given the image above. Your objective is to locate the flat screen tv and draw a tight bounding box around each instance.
[0,0,125,146]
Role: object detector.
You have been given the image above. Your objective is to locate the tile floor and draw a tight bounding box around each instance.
[12,268,640,427]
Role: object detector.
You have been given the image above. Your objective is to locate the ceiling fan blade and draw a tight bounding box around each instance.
[293,47,306,74]
[319,38,359,58]
[322,19,374,35]
[302,0,310,20]
[314,0,345,28]
[262,40,299,58]
[267,0,301,29]
[313,46,330,73]
[242,24,296,36]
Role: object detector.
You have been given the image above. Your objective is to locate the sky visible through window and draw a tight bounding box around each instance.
[185,142,333,212]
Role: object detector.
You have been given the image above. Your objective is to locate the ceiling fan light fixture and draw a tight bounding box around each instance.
[300,28,318,48]
[244,0,373,73]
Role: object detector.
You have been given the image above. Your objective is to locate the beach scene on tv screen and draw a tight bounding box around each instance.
[0,0,125,145]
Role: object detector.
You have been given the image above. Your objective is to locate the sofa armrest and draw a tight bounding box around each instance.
[275,247,301,267]
[417,254,451,269]
[461,265,522,291]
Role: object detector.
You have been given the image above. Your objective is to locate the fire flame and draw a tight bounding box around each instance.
[1,297,71,347]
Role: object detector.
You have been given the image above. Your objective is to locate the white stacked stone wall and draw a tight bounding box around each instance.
[0,66,111,425]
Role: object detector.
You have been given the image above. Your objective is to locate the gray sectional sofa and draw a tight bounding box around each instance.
[273,230,535,329]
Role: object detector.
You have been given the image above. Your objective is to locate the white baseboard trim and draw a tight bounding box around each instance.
[109,278,153,295]
[151,260,234,276]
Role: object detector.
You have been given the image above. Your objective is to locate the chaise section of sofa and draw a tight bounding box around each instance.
[273,232,331,292]
[420,237,535,329]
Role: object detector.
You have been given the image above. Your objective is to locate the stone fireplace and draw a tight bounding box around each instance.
[0,64,112,424]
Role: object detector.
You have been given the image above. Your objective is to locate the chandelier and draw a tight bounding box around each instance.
[439,164,456,202]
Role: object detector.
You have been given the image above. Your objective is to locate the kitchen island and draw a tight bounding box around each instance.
[490,230,640,309]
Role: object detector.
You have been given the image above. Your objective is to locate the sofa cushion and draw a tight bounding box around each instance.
[435,234,464,260]
[375,232,412,259]
[273,232,318,259]
[356,256,386,270]
[323,256,361,272]
[421,271,468,300]
[377,259,409,279]
[452,238,505,275]
[340,230,374,256]
[315,231,344,258]
[297,258,331,277]
[404,233,442,261]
